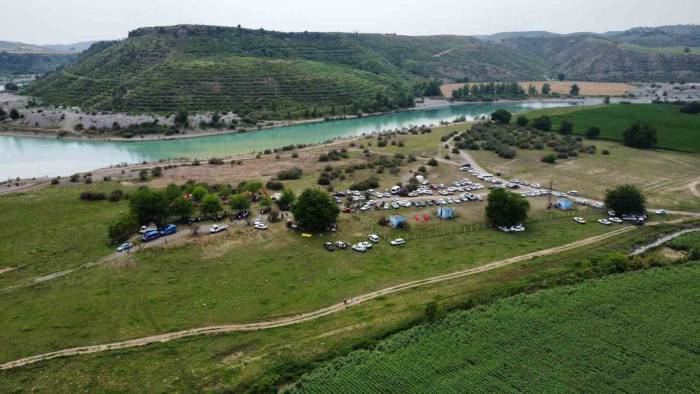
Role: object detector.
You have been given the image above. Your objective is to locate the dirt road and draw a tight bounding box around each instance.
[0,224,670,371]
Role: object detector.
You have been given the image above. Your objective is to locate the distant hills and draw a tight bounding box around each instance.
[0,40,100,77]
[20,24,700,116]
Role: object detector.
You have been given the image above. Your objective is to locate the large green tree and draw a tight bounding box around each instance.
[485,188,530,227]
[229,193,251,211]
[170,196,193,220]
[605,184,646,216]
[129,187,170,226]
[531,115,552,131]
[292,189,340,231]
[491,109,512,124]
[623,122,657,149]
[107,213,138,244]
[200,194,223,217]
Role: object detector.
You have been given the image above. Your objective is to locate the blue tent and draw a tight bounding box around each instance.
[437,207,454,219]
[557,198,573,210]
[389,215,406,228]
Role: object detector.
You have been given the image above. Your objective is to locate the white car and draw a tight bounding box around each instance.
[573,217,586,224]
[609,217,622,223]
[567,190,579,196]
[358,241,373,249]
[597,218,612,225]
[116,242,133,252]
[390,238,406,246]
[510,224,525,232]
[209,224,229,233]
[655,209,667,215]
[254,223,268,230]
[352,244,367,252]
[368,234,380,243]
[498,226,512,233]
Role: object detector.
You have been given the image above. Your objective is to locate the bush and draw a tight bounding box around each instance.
[679,102,700,114]
[151,167,162,177]
[585,126,601,140]
[277,167,303,180]
[350,177,380,191]
[559,120,574,135]
[541,154,557,164]
[427,158,438,166]
[50,177,60,185]
[266,181,284,190]
[531,115,552,131]
[70,174,79,182]
[602,149,610,155]
[208,158,225,165]
[516,115,529,127]
[109,189,125,202]
[107,213,138,244]
[79,191,107,201]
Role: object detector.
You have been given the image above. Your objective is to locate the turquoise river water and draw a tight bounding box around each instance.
[0,100,594,179]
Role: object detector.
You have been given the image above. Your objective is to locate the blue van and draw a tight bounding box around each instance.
[142,230,160,242]
[159,224,177,236]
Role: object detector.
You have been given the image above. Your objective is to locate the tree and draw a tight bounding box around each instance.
[569,84,580,96]
[4,82,19,92]
[240,180,263,194]
[605,184,646,215]
[278,189,296,210]
[164,183,182,202]
[170,196,193,220]
[541,153,557,164]
[174,109,189,128]
[491,109,512,124]
[9,108,20,120]
[531,115,552,131]
[292,189,340,231]
[541,83,551,95]
[516,115,528,127]
[679,102,700,114]
[425,302,443,322]
[107,213,138,244]
[527,84,537,95]
[585,126,601,140]
[225,194,248,211]
[557,73,566,81]
[191,185,208,202]
[603,96,611,104]
[0,107,6,120]
[622,122,657,149]
[129,187,170,226]
[559,119,574,135]
[485,188,530,227]
[684,47,691,54]
[200,194,223,217]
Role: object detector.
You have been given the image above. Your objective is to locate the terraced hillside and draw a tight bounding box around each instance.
[0,52,75,77]
[292,263,700,393]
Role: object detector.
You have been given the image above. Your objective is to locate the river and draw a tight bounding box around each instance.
[0,100,597,180]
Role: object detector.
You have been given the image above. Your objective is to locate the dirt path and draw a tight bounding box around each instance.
[688,180,700,198]
[0,223,680,371]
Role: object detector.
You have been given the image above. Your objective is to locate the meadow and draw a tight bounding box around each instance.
[291,262,700,393]
[525,103,700,153]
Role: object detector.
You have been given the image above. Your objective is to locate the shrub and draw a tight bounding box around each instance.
[427,158,438,166]
[79,191,107,201]
[679,102,700,114]
[585,126,601,140]
[151,167,162,177]
[208,158,225,165]
[559,119,574,135]
[50,177,60,185]
[109,189,125,202]
[623,122,657,149]
[602,149,610,155]
[266,181,284,190]
[531,115,552,131]
[350,177,380,191]
[541,154,557,164]
[107,213,137,244]
[70,174,79,182]
[516,115,528,127]
[277,167,303,180]
[490,109,512,124]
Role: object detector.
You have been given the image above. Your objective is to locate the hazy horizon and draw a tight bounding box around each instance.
[1,0,699,45]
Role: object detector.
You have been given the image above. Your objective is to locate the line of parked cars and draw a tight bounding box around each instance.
[324,234,406,252]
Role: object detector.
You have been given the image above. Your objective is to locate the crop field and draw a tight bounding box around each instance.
[524,103,700,153]
[291,262,700,393]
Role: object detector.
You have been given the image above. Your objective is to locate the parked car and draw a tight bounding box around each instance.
[254,223,268,230]
[142,230,160,242]
[139,225,157,234]
[324,242,336,251]
[368,234,380,243]
[390,238,406,246]
[567,190,579,196]
[608,217,622,223]
[342,207,353,213]
[573,217,586,224]
[510,224,525,232]
[597,218,612,225]
[159,224,177,236]
[335,241,349,249]
[116,242,133,252]
[593,202,605,209]
[209,224,229,234]
[655,209,667,215]
[498,226,511,233]
[352,243,367,252]
[359,241,373,249]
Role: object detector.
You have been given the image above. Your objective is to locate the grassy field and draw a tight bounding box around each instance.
[291,262,700,393]
[0,222,692,392]
[617,43,700,55]
[524,103,700,153]
[470,139,700,211]
[0,182,130,288]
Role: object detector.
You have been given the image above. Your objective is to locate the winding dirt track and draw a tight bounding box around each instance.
[0,224,650,371]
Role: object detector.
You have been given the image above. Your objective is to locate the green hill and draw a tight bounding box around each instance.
[291,263,700,393]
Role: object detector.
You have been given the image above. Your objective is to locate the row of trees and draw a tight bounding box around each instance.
[451,82,526,101]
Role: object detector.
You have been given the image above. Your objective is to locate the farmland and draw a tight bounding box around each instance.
[523,103,700,153]
[440,81,636,97]
[291,262,700,393]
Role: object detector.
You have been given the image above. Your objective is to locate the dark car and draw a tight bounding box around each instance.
[324,242,336,251]
[142,230,160,242]
[159,224,177,236]
[335,241,349,249]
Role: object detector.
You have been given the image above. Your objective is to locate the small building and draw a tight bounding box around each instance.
[437,207,454,219]
[389,215,407,228]
[556,198,573,210]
